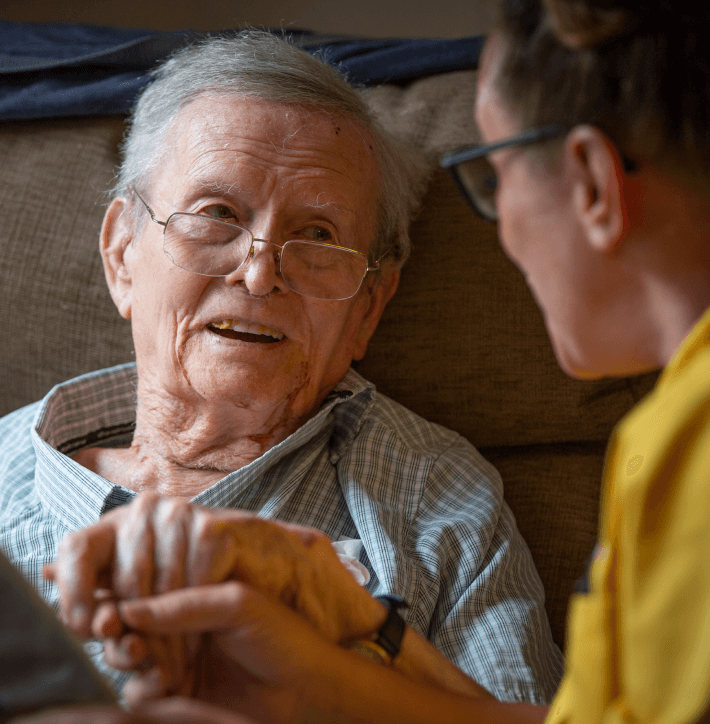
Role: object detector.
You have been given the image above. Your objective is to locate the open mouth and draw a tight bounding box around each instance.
[207,319,285,344]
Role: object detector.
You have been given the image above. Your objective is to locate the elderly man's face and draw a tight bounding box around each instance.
[104,96,391,424]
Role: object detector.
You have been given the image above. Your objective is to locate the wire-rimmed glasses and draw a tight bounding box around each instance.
[439,125,567,222]
[131,187,380,301]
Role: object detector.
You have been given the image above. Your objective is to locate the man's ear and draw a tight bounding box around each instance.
[100,197,135,319]
[352,264,400,361]
[566,125,629,254]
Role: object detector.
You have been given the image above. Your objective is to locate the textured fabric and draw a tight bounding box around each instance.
[547,306,710,724]
[0,363,564,704]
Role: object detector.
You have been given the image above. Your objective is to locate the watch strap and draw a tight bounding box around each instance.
[372,594,408,661]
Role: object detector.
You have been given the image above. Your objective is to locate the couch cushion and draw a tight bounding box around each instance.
[481,441,606,648]
[0,115,134,417]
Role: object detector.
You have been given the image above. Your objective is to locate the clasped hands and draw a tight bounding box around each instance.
[45,494,386,716]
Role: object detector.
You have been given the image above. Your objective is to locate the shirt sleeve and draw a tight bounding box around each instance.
[407,436,565,704]
[337,410,564,705]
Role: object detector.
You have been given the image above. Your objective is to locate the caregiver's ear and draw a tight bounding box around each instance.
[566,125,629,254]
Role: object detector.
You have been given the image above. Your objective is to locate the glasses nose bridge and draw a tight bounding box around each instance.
[246,236,283,266]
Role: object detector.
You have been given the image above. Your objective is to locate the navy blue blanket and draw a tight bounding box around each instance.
[0,22,484,121]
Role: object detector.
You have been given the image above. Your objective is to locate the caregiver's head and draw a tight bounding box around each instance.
[450,0,710,379]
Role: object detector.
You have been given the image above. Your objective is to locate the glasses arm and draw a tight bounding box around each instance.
[129,185,167,228]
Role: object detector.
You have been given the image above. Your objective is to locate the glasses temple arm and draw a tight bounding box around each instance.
[129,185,167,227]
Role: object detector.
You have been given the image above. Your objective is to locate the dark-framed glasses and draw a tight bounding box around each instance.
[131,187,380,301]
[439,124,567,222]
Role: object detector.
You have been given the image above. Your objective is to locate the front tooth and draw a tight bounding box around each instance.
[219,319,283,339]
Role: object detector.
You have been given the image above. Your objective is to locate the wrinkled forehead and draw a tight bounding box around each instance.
[155,95,381,194]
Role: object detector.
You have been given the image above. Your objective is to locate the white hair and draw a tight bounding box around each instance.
[115,29,430,266]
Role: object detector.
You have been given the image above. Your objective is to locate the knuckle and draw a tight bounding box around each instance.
[58,530,88,560]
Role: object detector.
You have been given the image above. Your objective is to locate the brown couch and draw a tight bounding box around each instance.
[0,67,658,651]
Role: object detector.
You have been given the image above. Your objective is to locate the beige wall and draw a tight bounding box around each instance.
[2,0,497,38]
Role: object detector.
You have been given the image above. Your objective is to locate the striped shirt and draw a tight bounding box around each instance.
[0,363,564,703]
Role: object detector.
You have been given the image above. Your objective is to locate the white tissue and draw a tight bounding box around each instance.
[332,538,370,586]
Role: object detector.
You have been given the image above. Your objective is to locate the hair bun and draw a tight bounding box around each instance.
[542,0,639,48]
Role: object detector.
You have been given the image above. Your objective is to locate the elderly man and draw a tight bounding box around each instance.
[0,29,561,707]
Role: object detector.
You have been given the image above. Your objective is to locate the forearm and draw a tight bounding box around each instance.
[394,625,493,698]
[308,642,549,724]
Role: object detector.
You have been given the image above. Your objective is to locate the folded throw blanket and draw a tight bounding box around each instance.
[0,21,484,120]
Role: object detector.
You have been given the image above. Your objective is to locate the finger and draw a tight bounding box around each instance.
[152,498,192,595]
[92,600,123,639]
[118,582,248,634]
[103,634,150,671]
[125,584,336,686]
[114,494,159,600]
[122,665,171,709]
[163,633,187,694]
[137,633,187,696]
[53,517,122,638]
[185,509,243,587]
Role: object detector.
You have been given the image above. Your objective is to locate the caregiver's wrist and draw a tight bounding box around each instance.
[338,591,388,643]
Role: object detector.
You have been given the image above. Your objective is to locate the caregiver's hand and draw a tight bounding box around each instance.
[113,583,505,723]
[13,698,258,724]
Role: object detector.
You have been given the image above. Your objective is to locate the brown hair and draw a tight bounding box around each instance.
[494,0,710,178]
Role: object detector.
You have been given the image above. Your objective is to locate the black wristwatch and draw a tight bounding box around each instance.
[345,594,409,665]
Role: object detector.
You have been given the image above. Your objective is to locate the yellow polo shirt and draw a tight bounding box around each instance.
[547,307,710,724]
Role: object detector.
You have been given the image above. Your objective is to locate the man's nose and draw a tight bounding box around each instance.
[226,239,285,296]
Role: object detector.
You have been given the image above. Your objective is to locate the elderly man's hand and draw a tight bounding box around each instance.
[48,493,381,642]
[45,493,385,698]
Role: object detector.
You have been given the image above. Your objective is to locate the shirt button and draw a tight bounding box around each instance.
[84,640,104,656]
[626,455,644,475]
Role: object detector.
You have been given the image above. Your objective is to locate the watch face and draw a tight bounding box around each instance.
[0,551,116,717]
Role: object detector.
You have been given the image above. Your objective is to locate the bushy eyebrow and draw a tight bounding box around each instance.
[191,179,244,197]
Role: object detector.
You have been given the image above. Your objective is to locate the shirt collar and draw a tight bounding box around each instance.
[31,363,376,529]
[658,305,710,388]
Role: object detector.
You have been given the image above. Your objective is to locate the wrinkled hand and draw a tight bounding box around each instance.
[45,494,383,705]
[48,493,379,641]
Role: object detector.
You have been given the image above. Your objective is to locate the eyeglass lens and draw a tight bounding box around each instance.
[162,213,369,300]
[453,156,499,222]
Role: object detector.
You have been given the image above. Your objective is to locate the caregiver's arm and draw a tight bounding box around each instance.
[116,581,549,724]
